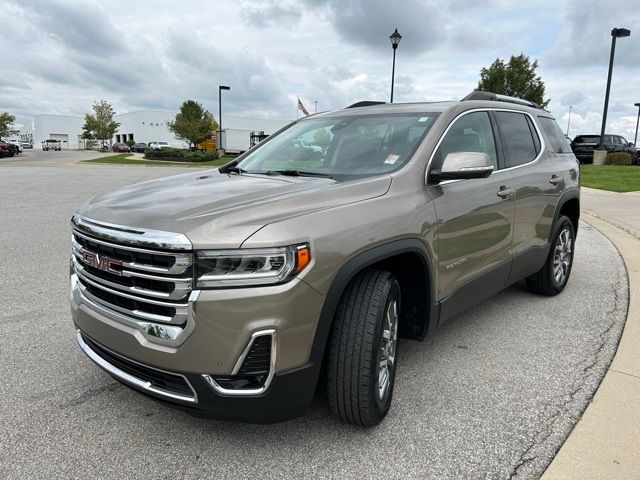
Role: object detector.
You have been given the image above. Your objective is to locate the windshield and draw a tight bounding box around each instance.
[235,112,439,178]
[159,142,169,145]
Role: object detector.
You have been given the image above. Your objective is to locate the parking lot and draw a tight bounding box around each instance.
[0,150,628,479]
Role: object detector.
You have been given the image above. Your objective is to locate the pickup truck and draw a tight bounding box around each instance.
[42,139,62,151]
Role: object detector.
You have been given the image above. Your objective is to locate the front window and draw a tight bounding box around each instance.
[235,113,439,178]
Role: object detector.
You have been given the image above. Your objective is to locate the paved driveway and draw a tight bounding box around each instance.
[0,163,628,479]
[0,148,113,167]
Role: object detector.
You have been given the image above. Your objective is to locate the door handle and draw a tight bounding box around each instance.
[549,175,561,185]
[496,187,514,199]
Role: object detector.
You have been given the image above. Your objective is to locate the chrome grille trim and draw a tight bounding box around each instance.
[71,255,191,301]
[72,213,192,251]
[72,231,192,275]
[70,213,196,346]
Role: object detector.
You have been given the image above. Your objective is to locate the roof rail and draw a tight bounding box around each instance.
[346,101,386,108]
[462,91,542,109]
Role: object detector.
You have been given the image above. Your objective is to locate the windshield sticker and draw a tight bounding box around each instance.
[418,116,429,122]
[384,154,400,164]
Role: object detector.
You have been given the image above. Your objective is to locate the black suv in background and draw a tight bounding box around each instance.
[571,134,638,164]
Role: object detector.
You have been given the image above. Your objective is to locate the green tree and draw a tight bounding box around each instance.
[82,100,120,149]
[0,112,16,137]
[167,100,217,151]
[477,53,549,108]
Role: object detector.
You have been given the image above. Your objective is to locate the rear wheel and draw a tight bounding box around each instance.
[326,269,400,427]
[526,215,575,296]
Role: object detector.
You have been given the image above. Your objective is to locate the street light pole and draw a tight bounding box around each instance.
[634,102,640,145]
[389,28,402,103]
[566,106,573,137]
[598,27,630,149]
[218,85,230,152]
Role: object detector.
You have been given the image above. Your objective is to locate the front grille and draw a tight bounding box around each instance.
[71,217,194,341]
[82,333,194,398]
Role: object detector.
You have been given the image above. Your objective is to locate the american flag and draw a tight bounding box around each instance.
[297,97,310,116]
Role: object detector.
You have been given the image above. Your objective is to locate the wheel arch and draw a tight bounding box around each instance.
[308,238,437,379]
[550,190,580,242]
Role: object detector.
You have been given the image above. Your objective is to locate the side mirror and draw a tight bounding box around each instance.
[629,142,635,147]
[430,152,494,182]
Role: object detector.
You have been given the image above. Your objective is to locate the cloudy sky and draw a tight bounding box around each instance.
[2,0,639,140]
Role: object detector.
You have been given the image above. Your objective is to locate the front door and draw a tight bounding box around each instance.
[427,111,515,320]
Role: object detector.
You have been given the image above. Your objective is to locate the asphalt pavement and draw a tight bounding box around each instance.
[0,151,629,479]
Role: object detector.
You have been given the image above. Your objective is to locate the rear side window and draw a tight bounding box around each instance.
[494,111,539,167]
[538,117,571,153]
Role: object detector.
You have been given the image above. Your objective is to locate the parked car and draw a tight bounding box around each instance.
[130,143,148,153]
[148,141,171,150]
[70,91,579,426]
[112,143,131,153]
[21,142,33,149]
[571,134,638,164]
[0,140,14,157]
[42,139,62,151]
[2,138,23,154]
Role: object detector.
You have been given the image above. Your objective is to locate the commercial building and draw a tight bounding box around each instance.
[21,110,291,151]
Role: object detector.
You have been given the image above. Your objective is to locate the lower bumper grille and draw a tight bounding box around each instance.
[77,330,196,403]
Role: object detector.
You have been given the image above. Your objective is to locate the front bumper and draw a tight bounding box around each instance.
[71,272,326,421]
[76,329,318,422]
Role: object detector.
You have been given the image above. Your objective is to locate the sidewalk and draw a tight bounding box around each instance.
[543,187,640,479]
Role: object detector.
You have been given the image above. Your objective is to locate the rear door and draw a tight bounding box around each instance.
[497,112,564,284]
[427,110,515,318]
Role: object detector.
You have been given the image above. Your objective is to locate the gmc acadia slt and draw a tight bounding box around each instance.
[70,91,580,426]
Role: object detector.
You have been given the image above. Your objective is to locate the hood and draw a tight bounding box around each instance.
[78,170,392,248]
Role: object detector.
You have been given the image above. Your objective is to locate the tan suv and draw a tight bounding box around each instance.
[70,91,580,426]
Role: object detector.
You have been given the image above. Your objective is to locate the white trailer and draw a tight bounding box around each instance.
[220,116,290,154]
[221,129,251,154]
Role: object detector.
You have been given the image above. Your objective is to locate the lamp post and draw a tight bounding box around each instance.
[218,85,230,152]
[634,102,640,145]
[598,27,630,150]
[389,28,402,103]
[566,106,573,137]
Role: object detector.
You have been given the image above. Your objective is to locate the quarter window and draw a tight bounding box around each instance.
[538,117,571,154]
[494,112,539,167]
[432,111,498,170]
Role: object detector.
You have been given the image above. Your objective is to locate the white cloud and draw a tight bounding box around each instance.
[0,0,638,144]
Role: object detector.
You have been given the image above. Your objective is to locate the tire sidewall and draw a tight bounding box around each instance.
[548,216,575,293]
[370,279,401,416]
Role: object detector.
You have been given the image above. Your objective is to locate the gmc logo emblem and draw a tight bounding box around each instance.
[83,251,122,276]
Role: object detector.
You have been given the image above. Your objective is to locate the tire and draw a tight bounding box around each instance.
[526,215,575,296]
[326,269,400,427]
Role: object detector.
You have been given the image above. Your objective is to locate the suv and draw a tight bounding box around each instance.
[571,134,638,164]
[70,91,580,426]
[148,141,171,149]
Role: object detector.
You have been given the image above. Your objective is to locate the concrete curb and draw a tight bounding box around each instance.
[542,212,640,479]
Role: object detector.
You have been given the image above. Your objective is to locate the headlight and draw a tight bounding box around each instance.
[195,244,311,288]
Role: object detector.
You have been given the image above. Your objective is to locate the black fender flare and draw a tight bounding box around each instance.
[549,189,580,242]
[306,238,436,377]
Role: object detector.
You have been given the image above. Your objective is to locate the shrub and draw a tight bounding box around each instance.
[605,152,632,166]
[126,139,135,147]
[144,147,220,162]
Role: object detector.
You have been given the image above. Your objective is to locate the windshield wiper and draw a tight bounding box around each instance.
[263,169,334,179]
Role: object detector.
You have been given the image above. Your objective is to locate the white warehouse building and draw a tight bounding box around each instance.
[24,110,291,151]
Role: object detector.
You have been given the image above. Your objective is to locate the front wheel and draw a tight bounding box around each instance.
[326,269,400,427]
[526,215,575,295]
